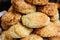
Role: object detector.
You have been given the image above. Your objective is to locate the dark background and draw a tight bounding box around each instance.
[0,0,60,12]
[0,0,11,12]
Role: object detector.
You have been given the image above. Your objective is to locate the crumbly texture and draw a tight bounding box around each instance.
[1,11,21,30]
[1,0,60,39]
[50,12,59,22]
[57,30,60,37]
[52,20,60,27]
[37,3,58,16]
[7,23,33,38]
[2,31,16,40]
[14,23,33,38]
[34,22,58,37]
[7,24,20,38]
[12,0,36,14]
[49,37,60,40]
[22,12,50,28]
[52,21,60,37]
[21,34,43,40]
[25,0,48,5]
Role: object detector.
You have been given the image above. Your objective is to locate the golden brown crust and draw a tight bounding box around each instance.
[7,24,20,38]
[12,0,36,14]
[1,0,60,39]
[50,11,59,22]
[21,34,43,40]
[14,23,33,38]
[51,21,60,37]
[22,12,50,28]
[1,11,21,30]
[52,20,60,27]
[37,3,58,16]
[7,23,33,38]
[53,20,60,37]
[2,31,16,40]
[57,30,60,37]
[25,0,48,5]
[34,22,58,37]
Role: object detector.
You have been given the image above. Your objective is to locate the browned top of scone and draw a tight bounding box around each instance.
[1,11,21,30]
[25,0,48,5]
[11,0,36,14]
[34,22,58,37]
[37,3,58,16]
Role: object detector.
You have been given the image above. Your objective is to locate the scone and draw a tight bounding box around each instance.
[37,3,58,16]
[34,22,58,37]
[49,37,60,40]
[22,12,50,28]
[21,34,43,40]
[50,13,59,22]
[7,24,20,38]
[12,0,36,14]
[52,20,60,27]
[52,21,60,37]
[2,31,16,40]
[7,23,33,38]
[25,0,48,5]
[1,11,21,30]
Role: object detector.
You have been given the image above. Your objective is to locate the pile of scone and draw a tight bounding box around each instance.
[1,0,60,40]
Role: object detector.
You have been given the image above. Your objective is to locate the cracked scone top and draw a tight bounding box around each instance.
[50,12,59,22]
[25,0,48,5]
[34,22,58,37]
[37,3,58,16]
[7,23,33,38]
[11,0,36,14]
[22,12,50,28]
[1,11,21,30]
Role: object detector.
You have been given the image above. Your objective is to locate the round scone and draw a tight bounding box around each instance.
[7,24,20,38]
[2,31,16,40]
[34,22,58,37]
[37,3,58,16]
[12,0,36,14]
[25,0,48,5]
[21,34,43,40]
[49,37,60,40]
[22,12,50,28]
[1,12,21,30]
[7,23,33,38]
